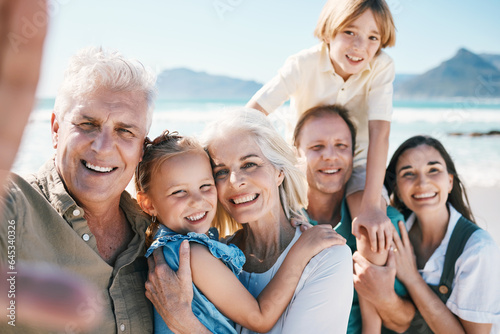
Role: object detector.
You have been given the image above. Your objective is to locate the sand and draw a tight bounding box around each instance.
[467,186,500,246]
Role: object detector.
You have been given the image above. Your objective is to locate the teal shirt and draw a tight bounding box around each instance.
[303,199,407,334]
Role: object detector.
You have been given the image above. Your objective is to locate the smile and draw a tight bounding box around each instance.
[186,212,207,222]
[231,194,258,205]
[320,168,340,174]
[346,54,363,62]
[413,192,437,199]
[83,160,116,173]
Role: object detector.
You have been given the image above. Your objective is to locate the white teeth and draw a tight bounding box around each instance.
[414,193,436,199]
[85,162,114,173]
[186,212,206,221]
[347,55,363,61]
[322,169,340,174]
[233,194,257,204]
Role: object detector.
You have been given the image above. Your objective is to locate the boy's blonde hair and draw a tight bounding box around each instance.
[202,108,308,237]
[314,0,396,52]
[135,130,208,246]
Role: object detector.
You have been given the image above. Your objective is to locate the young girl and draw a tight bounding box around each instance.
[247,0,396,254]
[385,136,500,333]
[135,131,345,333]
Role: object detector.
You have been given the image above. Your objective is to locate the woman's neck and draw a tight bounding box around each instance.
[236,207,295,273]
[410,205,450,268]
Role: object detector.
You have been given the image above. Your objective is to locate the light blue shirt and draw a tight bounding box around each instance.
[145,225,245,334]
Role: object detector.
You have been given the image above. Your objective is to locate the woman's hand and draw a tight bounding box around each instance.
[392,221,420,285]
[294,225,346,259]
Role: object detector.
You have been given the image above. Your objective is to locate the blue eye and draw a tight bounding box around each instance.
[242,162,257,169]
[214,169,228,179]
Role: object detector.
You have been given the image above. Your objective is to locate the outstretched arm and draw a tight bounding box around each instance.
[0,0,47,189]
[146,242,211,334]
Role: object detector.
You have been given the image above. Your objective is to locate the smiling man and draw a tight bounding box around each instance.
[293,104,414,334]
[1,47,157,333]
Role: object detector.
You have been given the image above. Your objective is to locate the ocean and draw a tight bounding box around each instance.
[13,98,500,188]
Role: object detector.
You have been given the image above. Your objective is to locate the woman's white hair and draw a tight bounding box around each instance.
[54,46,157,132]
[202,108,308,234]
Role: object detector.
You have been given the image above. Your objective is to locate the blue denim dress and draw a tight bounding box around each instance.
[145,225,245,334]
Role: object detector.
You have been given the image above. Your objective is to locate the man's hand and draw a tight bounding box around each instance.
[146,241,210,334]
[353,250,415,332]
[352,206,394,252]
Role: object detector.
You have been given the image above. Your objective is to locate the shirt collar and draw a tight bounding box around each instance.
[405,204,461,245]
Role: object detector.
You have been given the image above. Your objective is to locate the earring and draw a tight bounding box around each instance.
[151,215,157,223]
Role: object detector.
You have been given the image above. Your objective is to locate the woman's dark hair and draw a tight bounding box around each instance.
[385,135,475,222]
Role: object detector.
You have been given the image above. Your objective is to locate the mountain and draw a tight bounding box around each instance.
[395,48,500,99]
[480,53,500,70]
[156,68,262,100]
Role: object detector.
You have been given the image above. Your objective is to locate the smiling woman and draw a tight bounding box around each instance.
[200,108,353,334]
[382,135,500,333]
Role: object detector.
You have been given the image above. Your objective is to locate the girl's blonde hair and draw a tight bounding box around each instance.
[135,130,208,246]
[314,0,396,52]
[202,108,308,237]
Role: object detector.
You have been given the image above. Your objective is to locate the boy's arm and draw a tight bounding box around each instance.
[352,120,393,252]
[353,250,415,332]
[192,226,344,333]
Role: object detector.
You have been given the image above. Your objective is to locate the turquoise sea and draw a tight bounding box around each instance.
[13,98,500,187]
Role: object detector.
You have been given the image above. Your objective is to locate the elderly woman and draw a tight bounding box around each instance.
[355,135,500,334]
[148,108,353,333]
[204,108,353,333]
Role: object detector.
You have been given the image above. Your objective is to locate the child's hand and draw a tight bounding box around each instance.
[295,225,346,259]
[352,207,394,253]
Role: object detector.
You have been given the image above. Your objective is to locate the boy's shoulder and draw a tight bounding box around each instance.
[287,43,326,63]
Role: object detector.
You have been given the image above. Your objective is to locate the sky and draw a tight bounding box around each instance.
[35,0,500,97]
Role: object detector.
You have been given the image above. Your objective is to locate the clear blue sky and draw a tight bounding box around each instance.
[37,0,500,97]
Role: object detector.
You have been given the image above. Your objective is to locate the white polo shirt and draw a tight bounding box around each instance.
[250,42,394,166]
[406,205,500,333]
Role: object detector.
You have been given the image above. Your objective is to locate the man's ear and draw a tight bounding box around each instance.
[136,191,156,216]
[51,112,59,149]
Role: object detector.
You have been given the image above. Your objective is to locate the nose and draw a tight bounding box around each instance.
[91,129,114,153]
[229,170,245,188]
[353,35,365,50]
[416,173,428,187]
[322,145,338,161]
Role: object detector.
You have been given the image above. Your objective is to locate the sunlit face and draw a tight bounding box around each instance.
[51,89,149,205]
[208,130,284,225]
[296,114,353,196]
[141,151,217,235]
[327,9,381,80]
[395,145,453,217]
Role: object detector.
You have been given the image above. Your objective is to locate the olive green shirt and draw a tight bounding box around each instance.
[1,159,153,333]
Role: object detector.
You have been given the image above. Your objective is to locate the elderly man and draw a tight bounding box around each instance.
[292,104,414,333]
[0,47,203,333]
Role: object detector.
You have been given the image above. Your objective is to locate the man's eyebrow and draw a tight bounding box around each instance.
[116,121,140,131]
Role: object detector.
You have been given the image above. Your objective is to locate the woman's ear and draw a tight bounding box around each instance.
[136,191,156,216]
[277,169,285,187]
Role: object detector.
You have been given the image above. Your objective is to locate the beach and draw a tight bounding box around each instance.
[468,186,500,245]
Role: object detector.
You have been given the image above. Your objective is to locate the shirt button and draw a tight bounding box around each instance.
[82,234,90,242]
[120,324,125,332]
[73,209,81,216]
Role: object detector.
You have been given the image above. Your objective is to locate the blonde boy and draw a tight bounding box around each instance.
[247,0,396,253]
